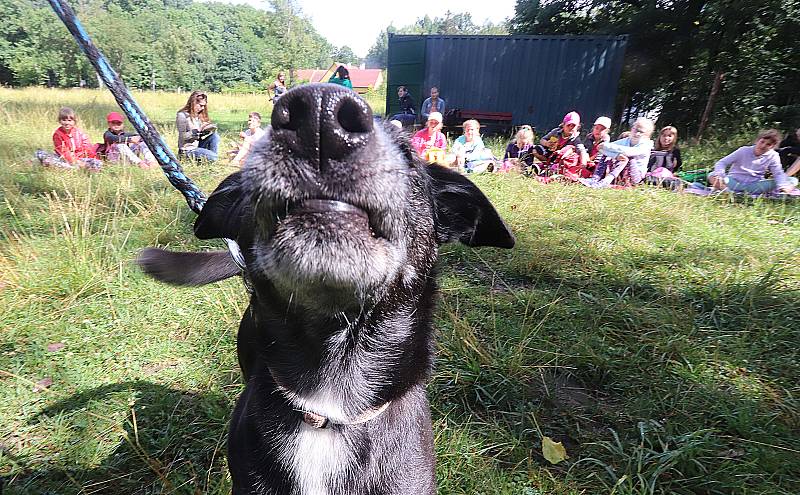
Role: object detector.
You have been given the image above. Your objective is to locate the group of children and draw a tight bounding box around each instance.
[35,107,155,171]
[408,109,797,196]
[35,92,265,171]
[33,101,799,197]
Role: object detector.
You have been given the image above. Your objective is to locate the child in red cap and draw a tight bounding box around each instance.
[99,111,156,168]
[34,107,102,171]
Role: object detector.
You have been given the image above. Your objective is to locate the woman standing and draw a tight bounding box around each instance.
[328,66,353,89]
[176,90,219,162]
[269,72,287,103]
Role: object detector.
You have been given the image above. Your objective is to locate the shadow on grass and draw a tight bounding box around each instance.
[431,237,800,491]
[1,381,232,495]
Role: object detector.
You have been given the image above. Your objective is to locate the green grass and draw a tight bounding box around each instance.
[1,87,799,494]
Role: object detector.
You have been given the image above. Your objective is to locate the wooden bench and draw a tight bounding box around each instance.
[444,109,513,136]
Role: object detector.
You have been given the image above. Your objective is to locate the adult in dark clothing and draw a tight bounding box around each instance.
[390,86,416,126]
[778,127,800,174]
[176,90,219,162]
[269,72,287,103]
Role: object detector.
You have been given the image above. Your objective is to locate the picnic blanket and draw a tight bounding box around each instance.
[684,182,800,201]
[676,168,710,183]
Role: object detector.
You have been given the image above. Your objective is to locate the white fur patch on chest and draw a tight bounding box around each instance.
[283,423,356,495]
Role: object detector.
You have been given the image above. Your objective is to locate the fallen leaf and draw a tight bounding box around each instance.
[542,436,568,464]
[47,342,65,352]
[34,377,53,391]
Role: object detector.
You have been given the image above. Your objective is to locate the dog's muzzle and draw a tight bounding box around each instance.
[270,83,374,170]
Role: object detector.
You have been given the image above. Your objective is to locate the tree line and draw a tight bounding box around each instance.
[364,2,798,136]
[509,0,800,136]
[0,0,360,91]
[4,0,796,136]
[364,12,509,69]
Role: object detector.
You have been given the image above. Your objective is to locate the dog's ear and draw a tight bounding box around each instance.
[136,248,241,286]
[426,164,515,248]
[194,172,247,240]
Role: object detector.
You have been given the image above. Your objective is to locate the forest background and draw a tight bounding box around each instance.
[1,0,798,138]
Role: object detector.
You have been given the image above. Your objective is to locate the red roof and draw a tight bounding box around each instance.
[295,64,382,92]
[295,69,328,83]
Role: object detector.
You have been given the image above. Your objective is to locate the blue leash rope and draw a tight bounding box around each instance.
[47,0,246,271]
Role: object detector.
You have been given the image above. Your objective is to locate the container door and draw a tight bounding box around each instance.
[386,35,426,120]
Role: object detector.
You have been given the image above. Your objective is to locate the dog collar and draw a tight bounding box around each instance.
[301,401,392,429]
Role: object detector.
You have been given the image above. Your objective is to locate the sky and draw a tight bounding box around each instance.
[223,0,518,58]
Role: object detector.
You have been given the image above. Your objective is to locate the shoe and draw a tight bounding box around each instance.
[34,150,47,165]
[578,178,597,187]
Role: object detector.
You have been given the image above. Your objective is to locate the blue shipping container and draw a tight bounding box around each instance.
[386,34,628,133]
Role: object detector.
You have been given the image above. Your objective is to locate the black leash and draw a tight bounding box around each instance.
[47,0,246,272]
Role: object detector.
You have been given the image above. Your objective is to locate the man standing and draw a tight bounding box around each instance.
[421,87,446,122]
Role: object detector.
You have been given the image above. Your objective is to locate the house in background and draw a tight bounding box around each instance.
[295,63,383,94]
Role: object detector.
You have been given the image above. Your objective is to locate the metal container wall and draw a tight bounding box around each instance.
[386,34,628,133]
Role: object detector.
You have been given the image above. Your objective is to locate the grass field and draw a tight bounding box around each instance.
[1,87,799,494]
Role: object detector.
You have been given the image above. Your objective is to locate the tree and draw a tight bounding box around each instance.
[333,46,360,66]
[364,12,510,69]
[1,0,339,91]
[510,0,799,136]
[365,27,393,69]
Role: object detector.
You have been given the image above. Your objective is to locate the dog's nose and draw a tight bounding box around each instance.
[271,83,373,169]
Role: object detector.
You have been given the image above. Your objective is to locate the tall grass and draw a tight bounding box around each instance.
[1,88,799,494]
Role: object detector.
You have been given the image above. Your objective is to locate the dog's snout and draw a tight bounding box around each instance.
[333,96,372,134]
[272,91,314,132]
[271,83,373,168]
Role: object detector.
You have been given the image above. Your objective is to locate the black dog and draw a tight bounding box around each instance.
[138,83,514,494]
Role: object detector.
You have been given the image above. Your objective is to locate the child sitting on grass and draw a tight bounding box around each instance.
[229,112,266,167]
[501,125,535,173]
[35,107,102,171]
[411,111,447,162]
[532,111,587,173]
[779,127,800,176]
[98,111,156,169]
[583,116,611,172]
[449,119,496,173]
[582,117,654,187]
[647,125,682,176]
[708,129,797,194]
